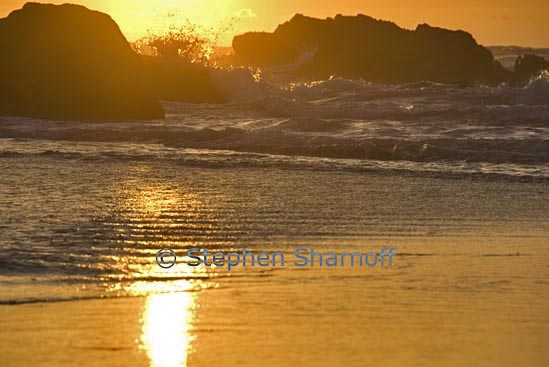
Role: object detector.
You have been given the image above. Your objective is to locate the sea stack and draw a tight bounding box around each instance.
[233,14,512,85]
[0,2,165,120]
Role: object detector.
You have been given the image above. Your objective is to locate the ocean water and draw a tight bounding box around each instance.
[0,73,549,366]
[0,72,548,300]
[1,72,548,175]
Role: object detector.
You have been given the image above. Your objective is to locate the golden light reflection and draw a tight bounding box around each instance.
[108,172,227,366]
[140,291,196,367]
[130,186,179,218]
[112,176,204,367]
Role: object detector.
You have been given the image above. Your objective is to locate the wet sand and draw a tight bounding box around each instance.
[2,238,549,367]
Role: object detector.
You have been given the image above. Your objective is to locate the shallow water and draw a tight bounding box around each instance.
[0,156,548,302]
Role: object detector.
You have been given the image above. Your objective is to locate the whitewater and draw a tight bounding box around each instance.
[0,69,548,179]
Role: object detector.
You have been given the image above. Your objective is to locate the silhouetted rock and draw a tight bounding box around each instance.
[513,54,549,85]
[0,3,164,120]
[140,56,225,104]
[233,14,511,85]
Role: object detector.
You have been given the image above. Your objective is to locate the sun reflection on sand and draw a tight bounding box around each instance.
[109,172,228,366]
[140,291,197,367]
[114,176,203,367]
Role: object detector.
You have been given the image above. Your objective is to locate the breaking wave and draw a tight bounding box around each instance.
[1,70,548,177]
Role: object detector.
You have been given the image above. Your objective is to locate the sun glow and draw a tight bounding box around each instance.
[101,0,238,41]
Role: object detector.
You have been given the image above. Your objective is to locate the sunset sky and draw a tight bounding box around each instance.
[1,0,548,47]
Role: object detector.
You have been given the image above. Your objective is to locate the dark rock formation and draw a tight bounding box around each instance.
[513,54,549,85]
[0,2,164,120]
[140,56,225,104]
[233,14,511,85]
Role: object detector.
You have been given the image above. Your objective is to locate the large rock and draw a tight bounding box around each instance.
[0,3,164,120]
[233,14,511,85]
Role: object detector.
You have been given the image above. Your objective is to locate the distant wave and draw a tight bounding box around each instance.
[0,140,547,182]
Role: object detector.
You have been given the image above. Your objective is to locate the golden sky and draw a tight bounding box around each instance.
[1,0,548,47]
